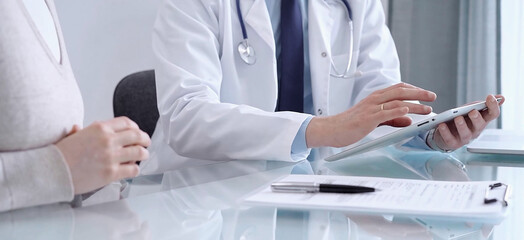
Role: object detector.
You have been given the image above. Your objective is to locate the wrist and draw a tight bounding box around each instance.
[426,129,453,153]
[305,116,334,148]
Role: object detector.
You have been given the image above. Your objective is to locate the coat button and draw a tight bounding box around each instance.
[321,52,327,57]
[317,109,323,115]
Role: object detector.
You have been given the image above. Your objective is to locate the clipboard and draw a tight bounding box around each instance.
[244,175,511,224]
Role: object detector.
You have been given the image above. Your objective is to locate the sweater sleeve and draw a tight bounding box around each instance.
[0,145,74,212]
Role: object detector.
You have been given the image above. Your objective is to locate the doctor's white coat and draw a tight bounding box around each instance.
[142,0,402,174]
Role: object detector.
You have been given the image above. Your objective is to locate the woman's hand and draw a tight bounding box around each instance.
[306,83,437,148]
[56,117,151,194]
[432,94,505,151]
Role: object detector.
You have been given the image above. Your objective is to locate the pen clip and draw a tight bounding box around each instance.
[484,182,511,207]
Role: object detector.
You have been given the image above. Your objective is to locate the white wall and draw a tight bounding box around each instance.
[501,0,524,130]
[55,0,162,125]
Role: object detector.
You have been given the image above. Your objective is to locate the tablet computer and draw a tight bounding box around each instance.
[324,99,502,162]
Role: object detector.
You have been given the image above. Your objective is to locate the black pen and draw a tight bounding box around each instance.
[271,182,376,194]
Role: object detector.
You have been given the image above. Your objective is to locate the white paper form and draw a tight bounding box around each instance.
[244,175,510,223]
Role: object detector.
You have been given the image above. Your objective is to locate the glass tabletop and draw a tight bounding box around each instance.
[1,147,523,240]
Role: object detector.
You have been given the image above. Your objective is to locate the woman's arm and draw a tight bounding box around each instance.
[0,117,150,212]
[0,145,74,212]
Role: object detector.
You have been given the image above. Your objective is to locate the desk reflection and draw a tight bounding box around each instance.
[0,150,502,240]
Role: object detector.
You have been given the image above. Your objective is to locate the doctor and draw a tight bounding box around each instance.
[145,0,502,171]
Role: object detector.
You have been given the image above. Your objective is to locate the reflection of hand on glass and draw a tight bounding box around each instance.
[425,155,469,181]
[0,205,75,240]
[73,201,150,240]
[148,191,223,239]
[347,215,432,240]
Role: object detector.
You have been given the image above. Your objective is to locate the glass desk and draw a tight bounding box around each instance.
[1,148,523,240]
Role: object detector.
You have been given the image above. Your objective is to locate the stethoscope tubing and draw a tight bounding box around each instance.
[236,0,355,78]
[236,0,248,40]
[340,0,352,21]
[330,0,354,78]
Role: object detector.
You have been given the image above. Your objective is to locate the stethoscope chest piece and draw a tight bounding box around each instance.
[238,40,256,65]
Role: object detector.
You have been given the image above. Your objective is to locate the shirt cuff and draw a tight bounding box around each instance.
[291,116,313,161]
[401,130,433,151]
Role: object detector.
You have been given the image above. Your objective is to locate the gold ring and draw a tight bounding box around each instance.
[380,104,384,111]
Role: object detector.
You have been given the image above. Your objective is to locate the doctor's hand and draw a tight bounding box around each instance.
[431,94,504,152]
[56,117,151,194]
[306,83,437,148]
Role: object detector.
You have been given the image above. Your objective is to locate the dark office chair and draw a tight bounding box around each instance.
[113,70,159,137]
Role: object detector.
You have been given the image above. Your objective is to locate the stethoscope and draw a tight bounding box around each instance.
[236,0,355,79]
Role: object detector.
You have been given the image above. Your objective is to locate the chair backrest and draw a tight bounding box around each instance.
[113,70,159,137]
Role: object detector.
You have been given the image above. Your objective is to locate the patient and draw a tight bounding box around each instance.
[0,0,150,212]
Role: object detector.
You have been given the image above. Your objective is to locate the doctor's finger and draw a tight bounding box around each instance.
[382,101,432,114]
[436,123,460,150]
[374,83,421,94]
[373,106,409,124]
[379,116,412,127]
[377,88,436,104]
[468,110,486,138]
[481,95,501,122]
[454,116,473,144]
[493,94,505,105]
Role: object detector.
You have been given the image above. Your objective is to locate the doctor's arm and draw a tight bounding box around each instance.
[152,0,310,162]
[306,83,436,148]
[306,0,437,148]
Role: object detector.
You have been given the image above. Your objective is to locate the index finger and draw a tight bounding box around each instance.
[378,88,437,103]
[103,116,140,132]
[374,83,421,95]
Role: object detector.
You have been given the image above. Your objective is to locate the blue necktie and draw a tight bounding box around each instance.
[277,0,304,112]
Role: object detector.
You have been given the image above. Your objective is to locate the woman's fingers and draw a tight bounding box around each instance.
[104,117,140,132]
[116,145,149,163]
[65,125,82,137]
[115,129,151,147]
[116,162,141,180]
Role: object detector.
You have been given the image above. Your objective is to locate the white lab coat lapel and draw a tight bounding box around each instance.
[308,0,335,116]
[234,0,278,110]
[242,0,276,53]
